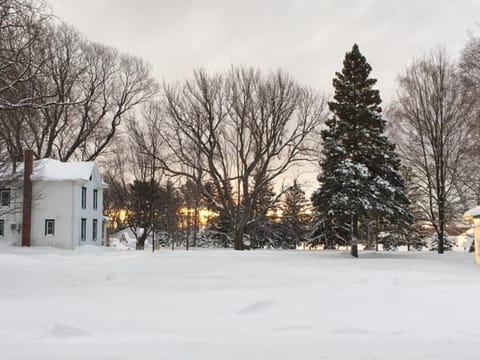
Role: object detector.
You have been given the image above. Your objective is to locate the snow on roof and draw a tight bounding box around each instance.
[464,206,480,220]
[31,159,96,182]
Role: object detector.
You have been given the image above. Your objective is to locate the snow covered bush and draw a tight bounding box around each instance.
[429,233,454,251]
[196,229,233,248]
[378,231,398,251]
[410,236,428,251]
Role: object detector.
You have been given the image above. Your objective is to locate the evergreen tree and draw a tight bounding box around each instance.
[127,180,163,250]
[206,213,233,248]
[311,215,351,249]
[429,233,454,252]
[281,180,310,249]
[248,180,279,249]
[179,179,201,250]
[203,181,234,248]
[311,44,411,257]
[160,180,181,246]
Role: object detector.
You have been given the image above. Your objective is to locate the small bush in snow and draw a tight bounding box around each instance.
[428,233,453,251]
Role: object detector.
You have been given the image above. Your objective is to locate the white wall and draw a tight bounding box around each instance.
[71,166,104,247]
[30,181,74,249]
[0,184,23,246]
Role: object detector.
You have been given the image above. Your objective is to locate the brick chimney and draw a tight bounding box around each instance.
[21,150,33,247]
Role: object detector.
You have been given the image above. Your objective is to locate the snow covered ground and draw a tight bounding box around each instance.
[0,246,479,360]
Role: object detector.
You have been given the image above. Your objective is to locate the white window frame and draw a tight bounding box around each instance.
[81,218,86,241]
[81,187,87,209]
[93,189,98,210]
[0,189,10,207]
[92,219,98,241]
[45,219,55,236]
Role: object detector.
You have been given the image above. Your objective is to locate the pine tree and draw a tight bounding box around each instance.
[311,44,411,257]
[429,233,454,252]
[203,181,234,248]
[127,180,163,250]
[179,179,202,250]
[281,180,310,249]
[161,180,181,247]
[248,180,278,249]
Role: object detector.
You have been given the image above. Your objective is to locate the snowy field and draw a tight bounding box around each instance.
[1,246,479,360]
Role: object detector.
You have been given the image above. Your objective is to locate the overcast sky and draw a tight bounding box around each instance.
[47,0,480,192]
[48,0,479,102]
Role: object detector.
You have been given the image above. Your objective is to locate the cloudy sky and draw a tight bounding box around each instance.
[47,0,480,192]
[49,0,479,101]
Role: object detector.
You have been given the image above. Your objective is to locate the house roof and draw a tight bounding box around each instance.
[1,158,103,184]
[31,159,96,182]
[464,206,480,220]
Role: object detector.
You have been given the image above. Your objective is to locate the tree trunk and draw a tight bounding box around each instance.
[152,230,155,253]
[185,212,190,251]
[351,214,359,258]
[234,229,245,250]
[437,204,445,254]
[363,219,375,250]
[193,200,199,248]
[136,232,147,250]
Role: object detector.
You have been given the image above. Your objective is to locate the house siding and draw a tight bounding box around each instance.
[30,181,74,249]
[0,184,23,245]
[72,167,104,246]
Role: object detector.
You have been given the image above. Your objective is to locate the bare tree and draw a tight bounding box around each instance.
[143,67,325,250]
[102,144,129,233]
[458,32,480,204]
[0,0,50,110]
[0,0,50,175]
[0,19,158,165]
[126,102,166,250]
[30,26,157,161]
[392,50,474,253]
[460,32,480,103]
[60,43,157,161]
[0,2,46,220]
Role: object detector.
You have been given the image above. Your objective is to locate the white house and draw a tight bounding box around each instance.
[464,206,480,264]
[0,151,107,249]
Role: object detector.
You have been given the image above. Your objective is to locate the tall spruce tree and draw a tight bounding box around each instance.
[248,181,278,249]
[282,180,310,248]
[311,44,411,257]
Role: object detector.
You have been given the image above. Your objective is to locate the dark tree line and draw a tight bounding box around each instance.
[104,150,313,251]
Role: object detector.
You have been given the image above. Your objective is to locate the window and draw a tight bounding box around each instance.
[0,219,4,236]
[45,219,55,236]
[81,187,87,209]
[93,189,98,210]
[93,219,98,241]
[0,189,10,207]
[81,218,86,241]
